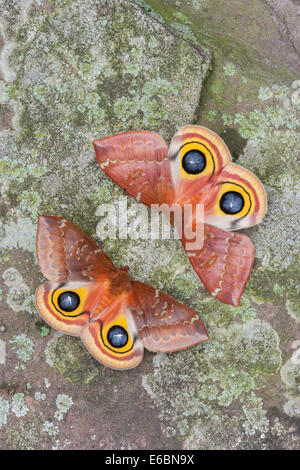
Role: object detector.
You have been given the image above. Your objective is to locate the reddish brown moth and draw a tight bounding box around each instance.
[36,216,209,370]
[93,126,267,307]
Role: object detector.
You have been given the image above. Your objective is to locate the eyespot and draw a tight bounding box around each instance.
[220,191,244,214]
[182,150,206,174]
[57,291,80,312]
[107,325,128,348]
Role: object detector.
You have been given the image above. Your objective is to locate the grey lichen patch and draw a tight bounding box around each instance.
[9,333,34,363]
[0,216,36,253]
[42,420,59,437]
[34,391,46,401]
[0,396,9,429]
[54,393,73,421]
[280,348,300,418]
[6,416,44,450]
[223,62,236,77]
[191,294,258,327]
[11,392,29,417]
[2,267,23,287]
[2,267,33,314]
[0,133,47,183]
[6,283,30,312]
[280,349,300,394]
[238,128,300,309]
[142,319,281,443]
[183,393,270,449]
[283,398,300,418]
[45,333,101,385]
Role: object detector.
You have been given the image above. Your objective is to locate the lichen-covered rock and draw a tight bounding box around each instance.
[0,0,299,450]
[143,320,282,446]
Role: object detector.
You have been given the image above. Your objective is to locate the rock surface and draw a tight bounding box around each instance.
[0,0,299,450]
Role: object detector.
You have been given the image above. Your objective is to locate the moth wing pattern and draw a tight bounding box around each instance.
[202,162,267,231]
[182,224,255,306]
[36,215,116,282]
[168,125,267,230]
[93,130,174,206]
[36,215,117,335]
[80,298,144,370]
[36,216,209,369]
[168,125,266,305]
[131,281,209,352]
[168,125,232,198]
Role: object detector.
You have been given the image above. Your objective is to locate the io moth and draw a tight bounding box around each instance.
[36,216,209,370]
[93,125,267,306]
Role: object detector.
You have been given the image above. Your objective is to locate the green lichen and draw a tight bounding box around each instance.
[169,22,198,45]
[205,110,217,121]
[233,107,298,140]
[142,319,281,441]
[42,420,59,437]
[6,283,30,313]
[223,62,236,76]
[0,217,36,253]
[22,295,38,316]
[6,418,43,450]
[0,152,47,184]
[34,392,46,401]
[280,349,300,394]
[2,267,23,287]
[134,0,165,23]
[17,190,41,220]
[40,326,50,338]
[11,393,29,417]
[280,348,300,418]
[173,11,191,24]
[191,294,258,327]
[258,86,274,101]
[241,393,269,436]
[9,334,34,363]
[45,334,101,385]
[283,398,300,418]
[54,394,73,421]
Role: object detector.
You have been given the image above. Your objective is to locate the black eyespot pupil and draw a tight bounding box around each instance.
[182,150,206,174]
[220,191,244,214]
[57,291,80,312]
[107,325,128,348]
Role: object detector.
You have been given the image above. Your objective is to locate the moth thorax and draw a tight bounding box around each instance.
[109,269,132,294]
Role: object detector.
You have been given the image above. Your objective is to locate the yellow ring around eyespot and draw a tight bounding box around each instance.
[102,313,133,354]
[180,141,215,180]
[51,286,89,317]
[216,182,253,217]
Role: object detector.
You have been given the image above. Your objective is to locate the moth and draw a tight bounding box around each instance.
[93,125,267,307]
[36,215,209,370]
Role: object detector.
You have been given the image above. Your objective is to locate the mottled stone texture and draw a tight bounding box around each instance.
[0,0,299,450]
